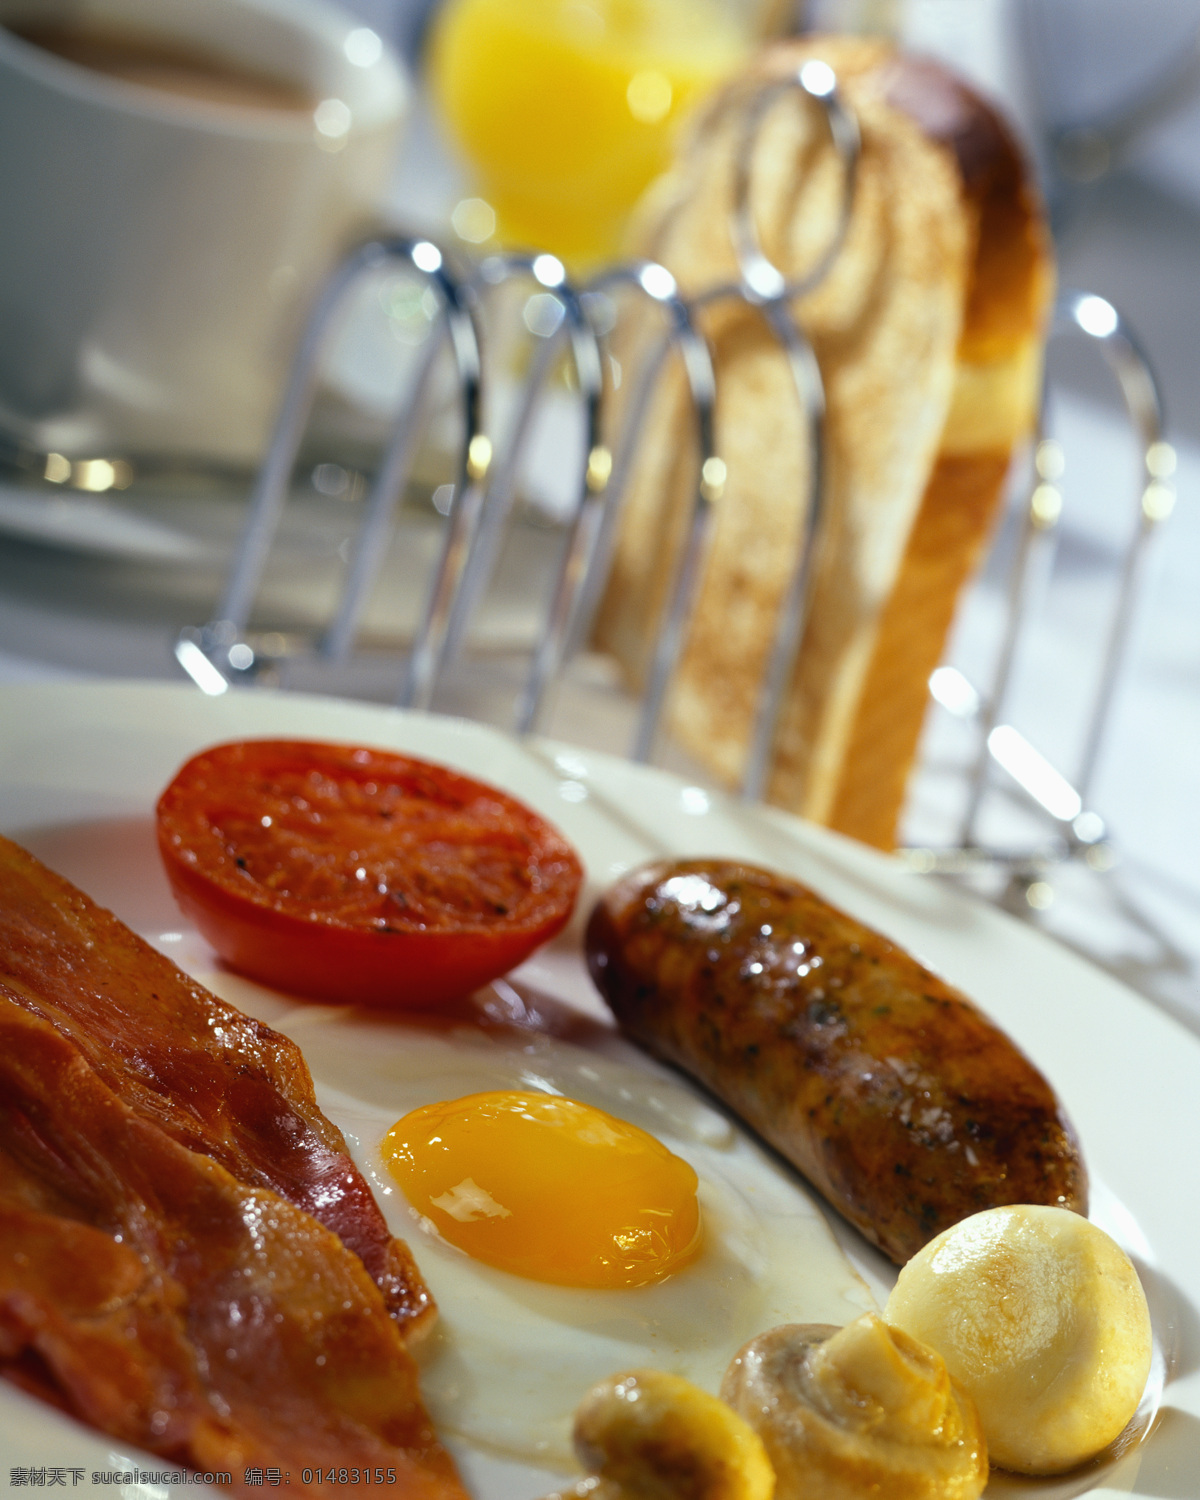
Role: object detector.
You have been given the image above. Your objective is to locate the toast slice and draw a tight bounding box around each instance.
[593,39,1052,848]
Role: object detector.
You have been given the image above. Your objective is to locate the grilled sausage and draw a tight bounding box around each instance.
[586,859,1087,1263]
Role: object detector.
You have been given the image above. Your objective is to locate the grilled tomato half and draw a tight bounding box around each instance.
[156,739,583,1007]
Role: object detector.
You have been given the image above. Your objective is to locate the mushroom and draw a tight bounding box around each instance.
[886,1204,1153,1474]
[719,1315,987,1500]
[551,1368,775,1500]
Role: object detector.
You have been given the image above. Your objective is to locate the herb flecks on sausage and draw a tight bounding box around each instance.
[586,860,1086,1264]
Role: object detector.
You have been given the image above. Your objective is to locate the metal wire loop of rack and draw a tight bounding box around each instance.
[406,250,608,714]
[437,250,602,708]
[552,262,719,763]
[693,58,861,800]
[177,62,859,801]
[904,289,1176,881]
[723,57,861,307]
[175,234,487,703]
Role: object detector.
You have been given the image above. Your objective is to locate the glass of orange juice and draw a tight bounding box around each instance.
[428,0,752,268]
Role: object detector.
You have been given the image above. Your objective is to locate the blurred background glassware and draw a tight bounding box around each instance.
[1014,0,1200,213]
[0,0,409,470]
[425,0,759,268]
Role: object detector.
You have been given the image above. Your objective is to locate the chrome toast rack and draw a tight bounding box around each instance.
[176,62,1176,899]
[906,290,1175,896]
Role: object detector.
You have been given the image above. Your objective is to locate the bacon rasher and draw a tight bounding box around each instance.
[0,835,431,1336]
[0,837,461,1495]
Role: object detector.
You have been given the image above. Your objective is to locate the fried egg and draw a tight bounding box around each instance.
[205,974,875,1473]
[383,1090,703,1287]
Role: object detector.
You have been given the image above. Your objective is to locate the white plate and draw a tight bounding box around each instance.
[0,680,1197,1498]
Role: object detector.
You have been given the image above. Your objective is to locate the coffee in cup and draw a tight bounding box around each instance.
[0,0,409,467]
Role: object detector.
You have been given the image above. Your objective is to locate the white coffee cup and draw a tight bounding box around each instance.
[0,0,409,467]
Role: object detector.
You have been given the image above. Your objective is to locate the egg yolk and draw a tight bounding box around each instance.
[383,1091,701,1288]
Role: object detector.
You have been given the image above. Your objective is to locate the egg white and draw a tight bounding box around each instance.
[214,986,877,1474]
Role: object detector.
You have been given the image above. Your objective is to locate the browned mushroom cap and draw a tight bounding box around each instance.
[558,1368,775,1500]
[720,1316,987,1500]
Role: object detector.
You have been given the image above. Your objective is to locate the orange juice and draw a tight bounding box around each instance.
[428,0,749,267]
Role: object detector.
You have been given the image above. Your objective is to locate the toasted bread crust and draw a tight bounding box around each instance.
[880,54,1050,360]
[815,451,1011,845]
